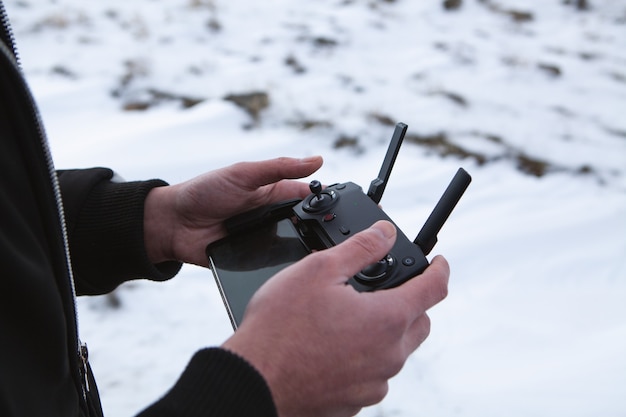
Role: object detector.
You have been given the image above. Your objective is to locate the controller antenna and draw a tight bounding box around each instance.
[414,168,472,256]
[367,123,408,204]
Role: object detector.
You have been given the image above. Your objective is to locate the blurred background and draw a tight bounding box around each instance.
[4,1,626,416]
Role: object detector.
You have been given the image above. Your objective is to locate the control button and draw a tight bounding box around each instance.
[402,257,416,266]
[339,226,350,235]
[335,183,346,190]
[323,213,336,222]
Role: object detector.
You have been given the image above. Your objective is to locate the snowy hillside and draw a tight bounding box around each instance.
[4,0,626,416]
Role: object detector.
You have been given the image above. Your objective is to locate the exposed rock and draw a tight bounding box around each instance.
[223,91,270,121]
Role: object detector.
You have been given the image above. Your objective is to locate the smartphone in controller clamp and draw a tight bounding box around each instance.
[207,123,471,328]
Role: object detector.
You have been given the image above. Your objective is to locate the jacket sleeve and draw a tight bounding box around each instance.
[59,169,279,416]
[58,168,182,295]
[136,348,278,417]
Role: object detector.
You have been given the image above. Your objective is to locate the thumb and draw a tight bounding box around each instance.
[314,220,397,285]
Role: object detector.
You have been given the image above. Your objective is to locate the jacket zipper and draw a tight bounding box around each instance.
[1,1,90,400]
[0,1,17,60]
[38,83,91,399]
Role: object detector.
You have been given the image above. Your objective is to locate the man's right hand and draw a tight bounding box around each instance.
[222,220,450,417]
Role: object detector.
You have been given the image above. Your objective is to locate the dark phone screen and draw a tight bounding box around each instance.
[207,218,310,328]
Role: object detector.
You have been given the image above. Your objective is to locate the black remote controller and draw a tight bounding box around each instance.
[293,180,431,291]
[222,122,472,292]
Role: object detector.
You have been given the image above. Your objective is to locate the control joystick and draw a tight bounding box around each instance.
[303,180,338,212]
[310,180,322,195]
[357,255,395,284]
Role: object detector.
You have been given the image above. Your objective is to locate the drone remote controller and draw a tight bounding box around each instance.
[221,122,471,292]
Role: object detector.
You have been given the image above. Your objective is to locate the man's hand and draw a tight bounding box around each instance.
[143,156,323,266]
[222,221,450,417]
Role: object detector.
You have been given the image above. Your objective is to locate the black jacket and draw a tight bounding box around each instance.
[0,3,277,416]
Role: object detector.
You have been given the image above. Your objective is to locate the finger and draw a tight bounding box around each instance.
[264,179,317,202]
[230,156,323,190]
[312,221,397,285]
[381,255,450,319]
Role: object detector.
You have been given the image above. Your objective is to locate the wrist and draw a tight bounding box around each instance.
[222,329,297,417]
[144,185,177,264]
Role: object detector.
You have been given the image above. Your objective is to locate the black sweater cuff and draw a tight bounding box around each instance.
[60,168,182,295]
[137,348,278,417]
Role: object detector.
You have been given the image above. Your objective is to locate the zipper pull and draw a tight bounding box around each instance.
[79,342,90,394]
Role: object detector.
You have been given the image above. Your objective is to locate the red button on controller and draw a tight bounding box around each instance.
[323,213,336,222]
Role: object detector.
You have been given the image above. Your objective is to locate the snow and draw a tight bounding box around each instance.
[4,0,626,416]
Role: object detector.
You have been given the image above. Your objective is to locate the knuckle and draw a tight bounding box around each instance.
[435,277,449,301]
[417,313,432,341]
[274,156,293,165]
[343,406,363,417]
[365,381,389,406]
[351,380,389,408]
[424,273,449,305]
[406,313,432,353]
[386,351,406,377]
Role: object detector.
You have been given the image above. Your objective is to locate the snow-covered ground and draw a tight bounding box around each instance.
[5,0,626,416]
